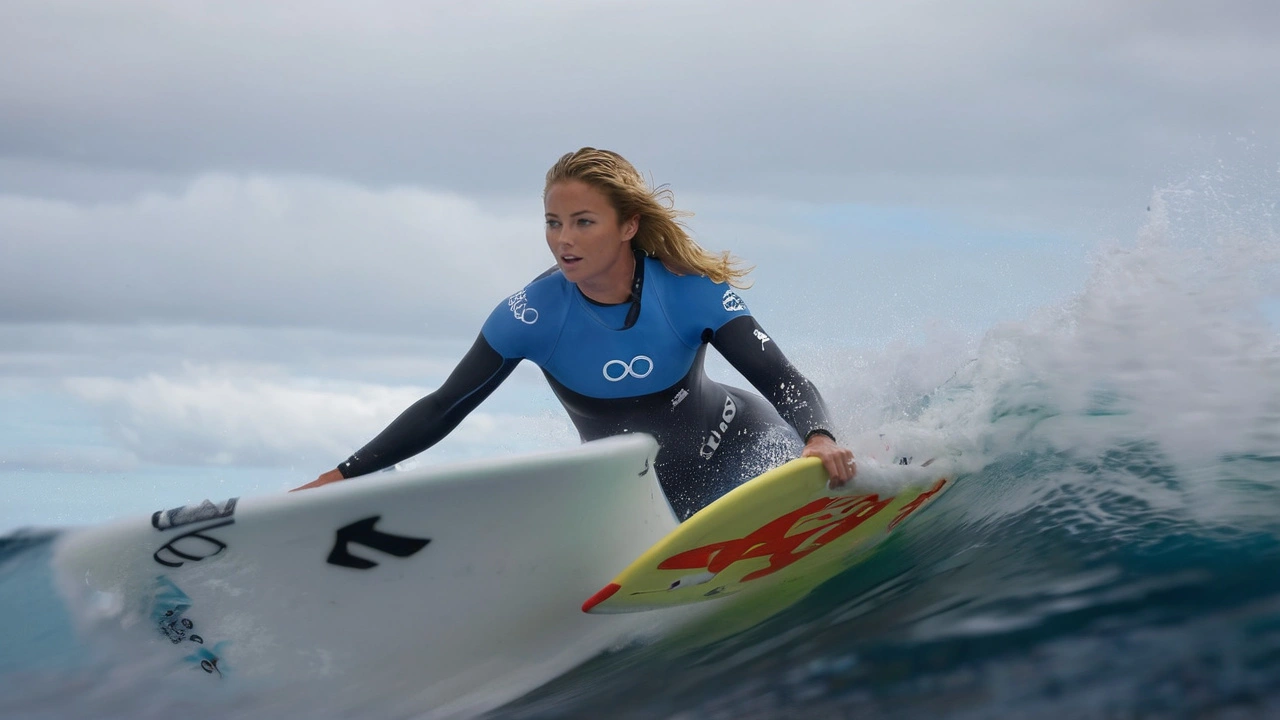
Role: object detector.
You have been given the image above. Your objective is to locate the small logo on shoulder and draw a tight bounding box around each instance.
[722,290,746,312]
[753,329,771,349]
[507,290,538,324]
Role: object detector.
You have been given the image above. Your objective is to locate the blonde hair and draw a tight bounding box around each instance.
[544,148,752,288]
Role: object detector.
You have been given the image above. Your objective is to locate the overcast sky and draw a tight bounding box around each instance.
[2,0,1278,531]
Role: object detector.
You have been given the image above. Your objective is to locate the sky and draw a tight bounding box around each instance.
[2,0,1279,532]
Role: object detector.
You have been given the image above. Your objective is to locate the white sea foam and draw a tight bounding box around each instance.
[820,185,1279,526]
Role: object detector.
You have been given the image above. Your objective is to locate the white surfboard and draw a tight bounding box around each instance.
[50,435,694,717]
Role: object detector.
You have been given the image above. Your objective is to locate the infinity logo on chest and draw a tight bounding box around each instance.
[603,355,654,381]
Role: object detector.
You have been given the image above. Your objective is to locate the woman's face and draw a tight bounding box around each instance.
[544,180,638,293]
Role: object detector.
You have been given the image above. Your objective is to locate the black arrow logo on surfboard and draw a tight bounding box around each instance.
[326,516,430,570]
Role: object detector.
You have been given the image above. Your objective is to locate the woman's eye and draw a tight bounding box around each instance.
[546,220,560,229]
[576,218,593,226]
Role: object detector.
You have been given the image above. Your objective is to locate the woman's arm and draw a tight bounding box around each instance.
[710,315,856,485]
[292,333,521,491]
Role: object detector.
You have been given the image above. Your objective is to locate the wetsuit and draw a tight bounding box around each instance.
[337,253,836,520]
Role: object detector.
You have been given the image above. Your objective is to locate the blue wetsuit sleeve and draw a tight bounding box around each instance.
[337,333,521,478]
[711,315,836,442]
[676,274,752,343]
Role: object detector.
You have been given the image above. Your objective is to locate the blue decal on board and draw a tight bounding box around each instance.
[150,576,229,677]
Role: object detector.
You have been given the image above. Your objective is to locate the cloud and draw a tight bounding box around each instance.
[0,324,486,383]
[0,177,1094,345]
[0,445,139,474]
[3,1,1277,341]
[0,174,550,333]
[1,0,1276,206]
[65,365,419,466]
[62,362,573,469]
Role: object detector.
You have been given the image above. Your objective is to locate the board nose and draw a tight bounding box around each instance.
[581,583,621,613]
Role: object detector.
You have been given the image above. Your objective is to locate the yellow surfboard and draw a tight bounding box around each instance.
[582,456,952,613]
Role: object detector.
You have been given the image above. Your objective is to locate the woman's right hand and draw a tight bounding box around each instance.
[291,468,346,492]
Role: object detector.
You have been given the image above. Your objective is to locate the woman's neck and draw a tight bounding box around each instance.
[577,251,637,304]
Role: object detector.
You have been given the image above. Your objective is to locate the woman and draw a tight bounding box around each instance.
[296,148,856,520]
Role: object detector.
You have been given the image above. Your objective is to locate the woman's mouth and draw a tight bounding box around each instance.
[561,255,583,267]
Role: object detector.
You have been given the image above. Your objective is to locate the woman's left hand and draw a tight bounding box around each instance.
[291,468,345,492]
[801,434,856,488]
